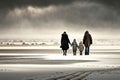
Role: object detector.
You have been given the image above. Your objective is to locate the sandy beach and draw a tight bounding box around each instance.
[0,48,120,80]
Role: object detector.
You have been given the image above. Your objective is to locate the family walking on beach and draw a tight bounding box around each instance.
[60,31,92,56]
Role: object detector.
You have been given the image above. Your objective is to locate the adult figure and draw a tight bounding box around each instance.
[83,31,92,55]
[60,32,71,56]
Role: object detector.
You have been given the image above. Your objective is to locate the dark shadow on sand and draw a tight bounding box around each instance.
[0,58,98,64]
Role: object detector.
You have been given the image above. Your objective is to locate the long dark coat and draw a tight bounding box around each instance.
[61,33,70,50]
[83,32,92,47]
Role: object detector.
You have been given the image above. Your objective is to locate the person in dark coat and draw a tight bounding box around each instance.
[83,31,92,55]
[60,32,71,56]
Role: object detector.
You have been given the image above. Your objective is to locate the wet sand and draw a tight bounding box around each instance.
[0,49,120,80]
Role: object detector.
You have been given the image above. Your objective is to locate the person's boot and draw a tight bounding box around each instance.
[80,52,82,55]
[73,52,76,56]
[63,51,65,56]
[64,50,67,56]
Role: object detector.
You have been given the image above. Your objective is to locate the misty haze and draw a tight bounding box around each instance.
[0,0,120,80]
[0,0,120,39]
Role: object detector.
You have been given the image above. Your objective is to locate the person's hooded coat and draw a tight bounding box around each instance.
[71,39,78,52]
[83,31,92,47]
[61,32,70,50]
[78,42,84,52]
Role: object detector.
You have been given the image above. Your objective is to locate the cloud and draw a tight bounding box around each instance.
[96,0,120,8]
[0,0,120,39]
[0,0,77,9]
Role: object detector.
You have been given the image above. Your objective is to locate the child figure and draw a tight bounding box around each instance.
[71,39,78,55]
[78,41,84,55]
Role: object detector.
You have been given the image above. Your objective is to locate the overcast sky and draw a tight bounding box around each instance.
[0,0,120,39]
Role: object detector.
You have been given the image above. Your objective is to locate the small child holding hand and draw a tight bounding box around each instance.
[71,39,78,55]
[78,41,84,55]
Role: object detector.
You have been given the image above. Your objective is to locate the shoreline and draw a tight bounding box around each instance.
[0,49,120,53]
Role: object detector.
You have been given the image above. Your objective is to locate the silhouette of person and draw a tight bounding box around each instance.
[83,31,92,55]
[71,39,78,56]
[60,32,71,56]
